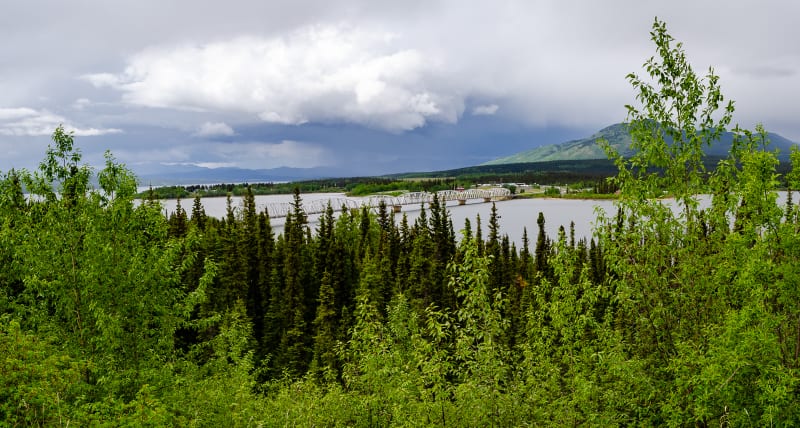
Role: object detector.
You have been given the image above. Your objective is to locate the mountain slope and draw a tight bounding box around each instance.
[484,123,798,165]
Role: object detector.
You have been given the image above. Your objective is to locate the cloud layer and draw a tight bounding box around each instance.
[0,107,121,137]
[472,104,499,116]
[194,122,235,137]
[2,0,800,174]
[85,26,463,132]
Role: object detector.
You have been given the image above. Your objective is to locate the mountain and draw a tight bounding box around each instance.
[484,123,798,165]
[138,165,352,186]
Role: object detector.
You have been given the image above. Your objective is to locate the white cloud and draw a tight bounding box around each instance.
[0,107,122,137]
[70,127,123,137]
[194,121,235,137]
[72,98,92,110]
[161,161,237,169]
[84,26,464,132]
[192,161,236,169]
[258,111,307,125]
[0,107,39,120]
[79,6,800,135]
[6,0,800,161]
[82,73,123,88]
[472,104,499,116]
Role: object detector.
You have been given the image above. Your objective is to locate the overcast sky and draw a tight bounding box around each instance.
[2,0,798,177]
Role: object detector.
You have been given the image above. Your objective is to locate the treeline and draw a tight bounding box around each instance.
[139,179,347,199]
[138,177,466,199]
[143,156,794,200]
[394,158,621,184]
[345,178,463,196]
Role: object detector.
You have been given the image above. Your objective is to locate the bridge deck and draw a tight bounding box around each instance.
[260,188,511,218]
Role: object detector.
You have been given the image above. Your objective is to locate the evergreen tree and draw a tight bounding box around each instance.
[240,186,267,359]
[429,194,456,310]
[358,204,372,259]
[486,204,505,298]
[262,236,286,377]
[168,197,188,238]
[277,188,311,375]
[254,210,274,353]
[376,199,392,233]
[310,270,339,382]
[394,214,412,296]
[534,212,551,280]
[215,195,247,311]
[474,213,484,255]
[191,194,207,231]
[517,227,534,325]
[407,206,435,313]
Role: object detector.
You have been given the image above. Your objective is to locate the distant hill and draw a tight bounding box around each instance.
[484,123,798,165]
[391,159,617,179]
[138,165,352,186]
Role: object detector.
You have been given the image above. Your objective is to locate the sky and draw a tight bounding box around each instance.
[2,0,799,178]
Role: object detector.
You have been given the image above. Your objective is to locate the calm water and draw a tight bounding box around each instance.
[157,193,618,245]
[156,191,797,246]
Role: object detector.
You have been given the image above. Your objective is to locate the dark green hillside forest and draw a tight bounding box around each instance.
[2,19,800,426]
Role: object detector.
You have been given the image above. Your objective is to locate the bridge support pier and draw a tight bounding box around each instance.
[393,205,402,213]
[483,197,491,203]
[458,199,467,205]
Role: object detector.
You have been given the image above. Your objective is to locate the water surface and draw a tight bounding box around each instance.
[158,193,616,245]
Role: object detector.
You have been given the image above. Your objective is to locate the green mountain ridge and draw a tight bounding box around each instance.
[484,123,798,165]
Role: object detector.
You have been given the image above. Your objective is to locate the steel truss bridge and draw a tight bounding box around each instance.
[260,188,512,218]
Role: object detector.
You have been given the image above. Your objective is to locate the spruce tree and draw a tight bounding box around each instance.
[168,198,188,238]
[277,188,311,375]
[534,212,551,280]
[358,204,372,260]
[428,194,455,310]
[215,195,247,311]
[311,270,339,382]
[262,236,286,377]
[474,213,484,255]
[376,199,392,233]
[191,194,206,231]
[395,214,412,295]
[407,213,435,313]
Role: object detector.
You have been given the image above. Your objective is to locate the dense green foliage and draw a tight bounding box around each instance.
[2,19,800,426]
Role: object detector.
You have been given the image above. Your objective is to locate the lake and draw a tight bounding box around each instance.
[157,193,619,245]
[155,191,797,246]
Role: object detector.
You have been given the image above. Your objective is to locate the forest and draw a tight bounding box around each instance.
[2,19,800,426]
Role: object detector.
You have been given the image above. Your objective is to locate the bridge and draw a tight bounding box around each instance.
[259,188,512,218]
